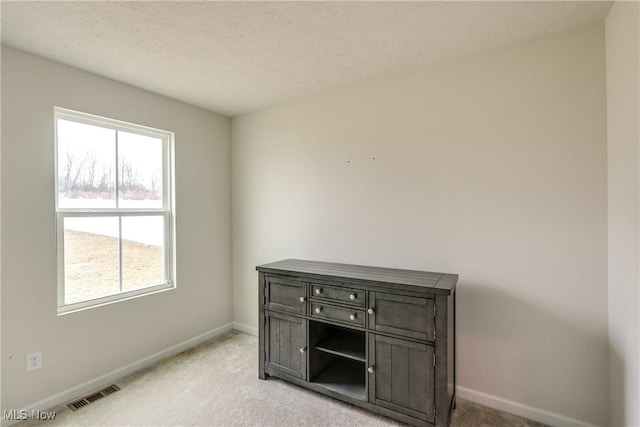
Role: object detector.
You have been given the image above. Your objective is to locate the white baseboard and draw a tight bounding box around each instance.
[457,386,597,427]
[232,322,258,336]
[3,322,233,427]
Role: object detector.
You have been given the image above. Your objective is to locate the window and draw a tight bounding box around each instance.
[54,107,175,314]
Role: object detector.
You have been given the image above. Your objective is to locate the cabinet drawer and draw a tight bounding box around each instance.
[369,292,435,341]
[311,302,365,328]
[266,275,307,315]
[310,283,365,307]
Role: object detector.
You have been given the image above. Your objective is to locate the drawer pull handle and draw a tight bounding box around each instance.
[315,288,322,295]
[299,296,306,302]
[299,347,306,353]
[349,313,357,321]
[349,293,357,300]
[368,366,375,374]
[315,307,322,314]
[367,308,375,315]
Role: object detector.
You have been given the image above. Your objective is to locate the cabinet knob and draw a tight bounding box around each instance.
[315,288,322,295]
[299,296,306,302]
[368,366,375,374]
[349,313,357,321]
[349,293,357,300]
[299,347,306,353]
[367,308,375,315]
[315,307,322,314]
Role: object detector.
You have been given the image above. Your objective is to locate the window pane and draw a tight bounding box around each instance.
[57,119,116,208]
[118,131,163,208]
[121,216,165,292]
[64,217,119,304]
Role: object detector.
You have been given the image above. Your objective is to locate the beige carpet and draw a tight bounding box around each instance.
[18,331,545,427]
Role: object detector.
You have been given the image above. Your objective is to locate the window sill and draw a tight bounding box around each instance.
[57,282,176,316]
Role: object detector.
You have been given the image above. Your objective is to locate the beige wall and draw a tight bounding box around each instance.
[1,47,232,411]
[232,24,608,425]
[606,2,640,425]
[0,42,3,416]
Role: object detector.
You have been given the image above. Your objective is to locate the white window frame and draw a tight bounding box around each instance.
[54,107,176,315]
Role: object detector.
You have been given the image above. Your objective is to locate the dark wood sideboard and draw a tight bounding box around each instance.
[257,259,457,427]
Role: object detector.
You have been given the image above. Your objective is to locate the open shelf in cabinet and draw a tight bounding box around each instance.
[309,321,366,400]
[315,328,366,362]
[311,357,366,400]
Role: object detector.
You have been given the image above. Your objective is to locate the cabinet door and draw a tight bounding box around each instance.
[266,275,307,315]
[266,312,307,379]
[368,334,434,423]
[369,292,435,341]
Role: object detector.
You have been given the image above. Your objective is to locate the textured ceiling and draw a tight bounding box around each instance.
[1,1,612,117]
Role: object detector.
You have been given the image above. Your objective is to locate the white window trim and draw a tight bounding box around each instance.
[54,107,176,315]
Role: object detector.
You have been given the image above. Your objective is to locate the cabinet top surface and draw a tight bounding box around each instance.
[256,259,457,293]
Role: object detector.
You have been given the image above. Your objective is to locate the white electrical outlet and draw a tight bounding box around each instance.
[27,351,43,372]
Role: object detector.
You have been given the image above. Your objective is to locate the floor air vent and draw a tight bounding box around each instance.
[67,384,121,411]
